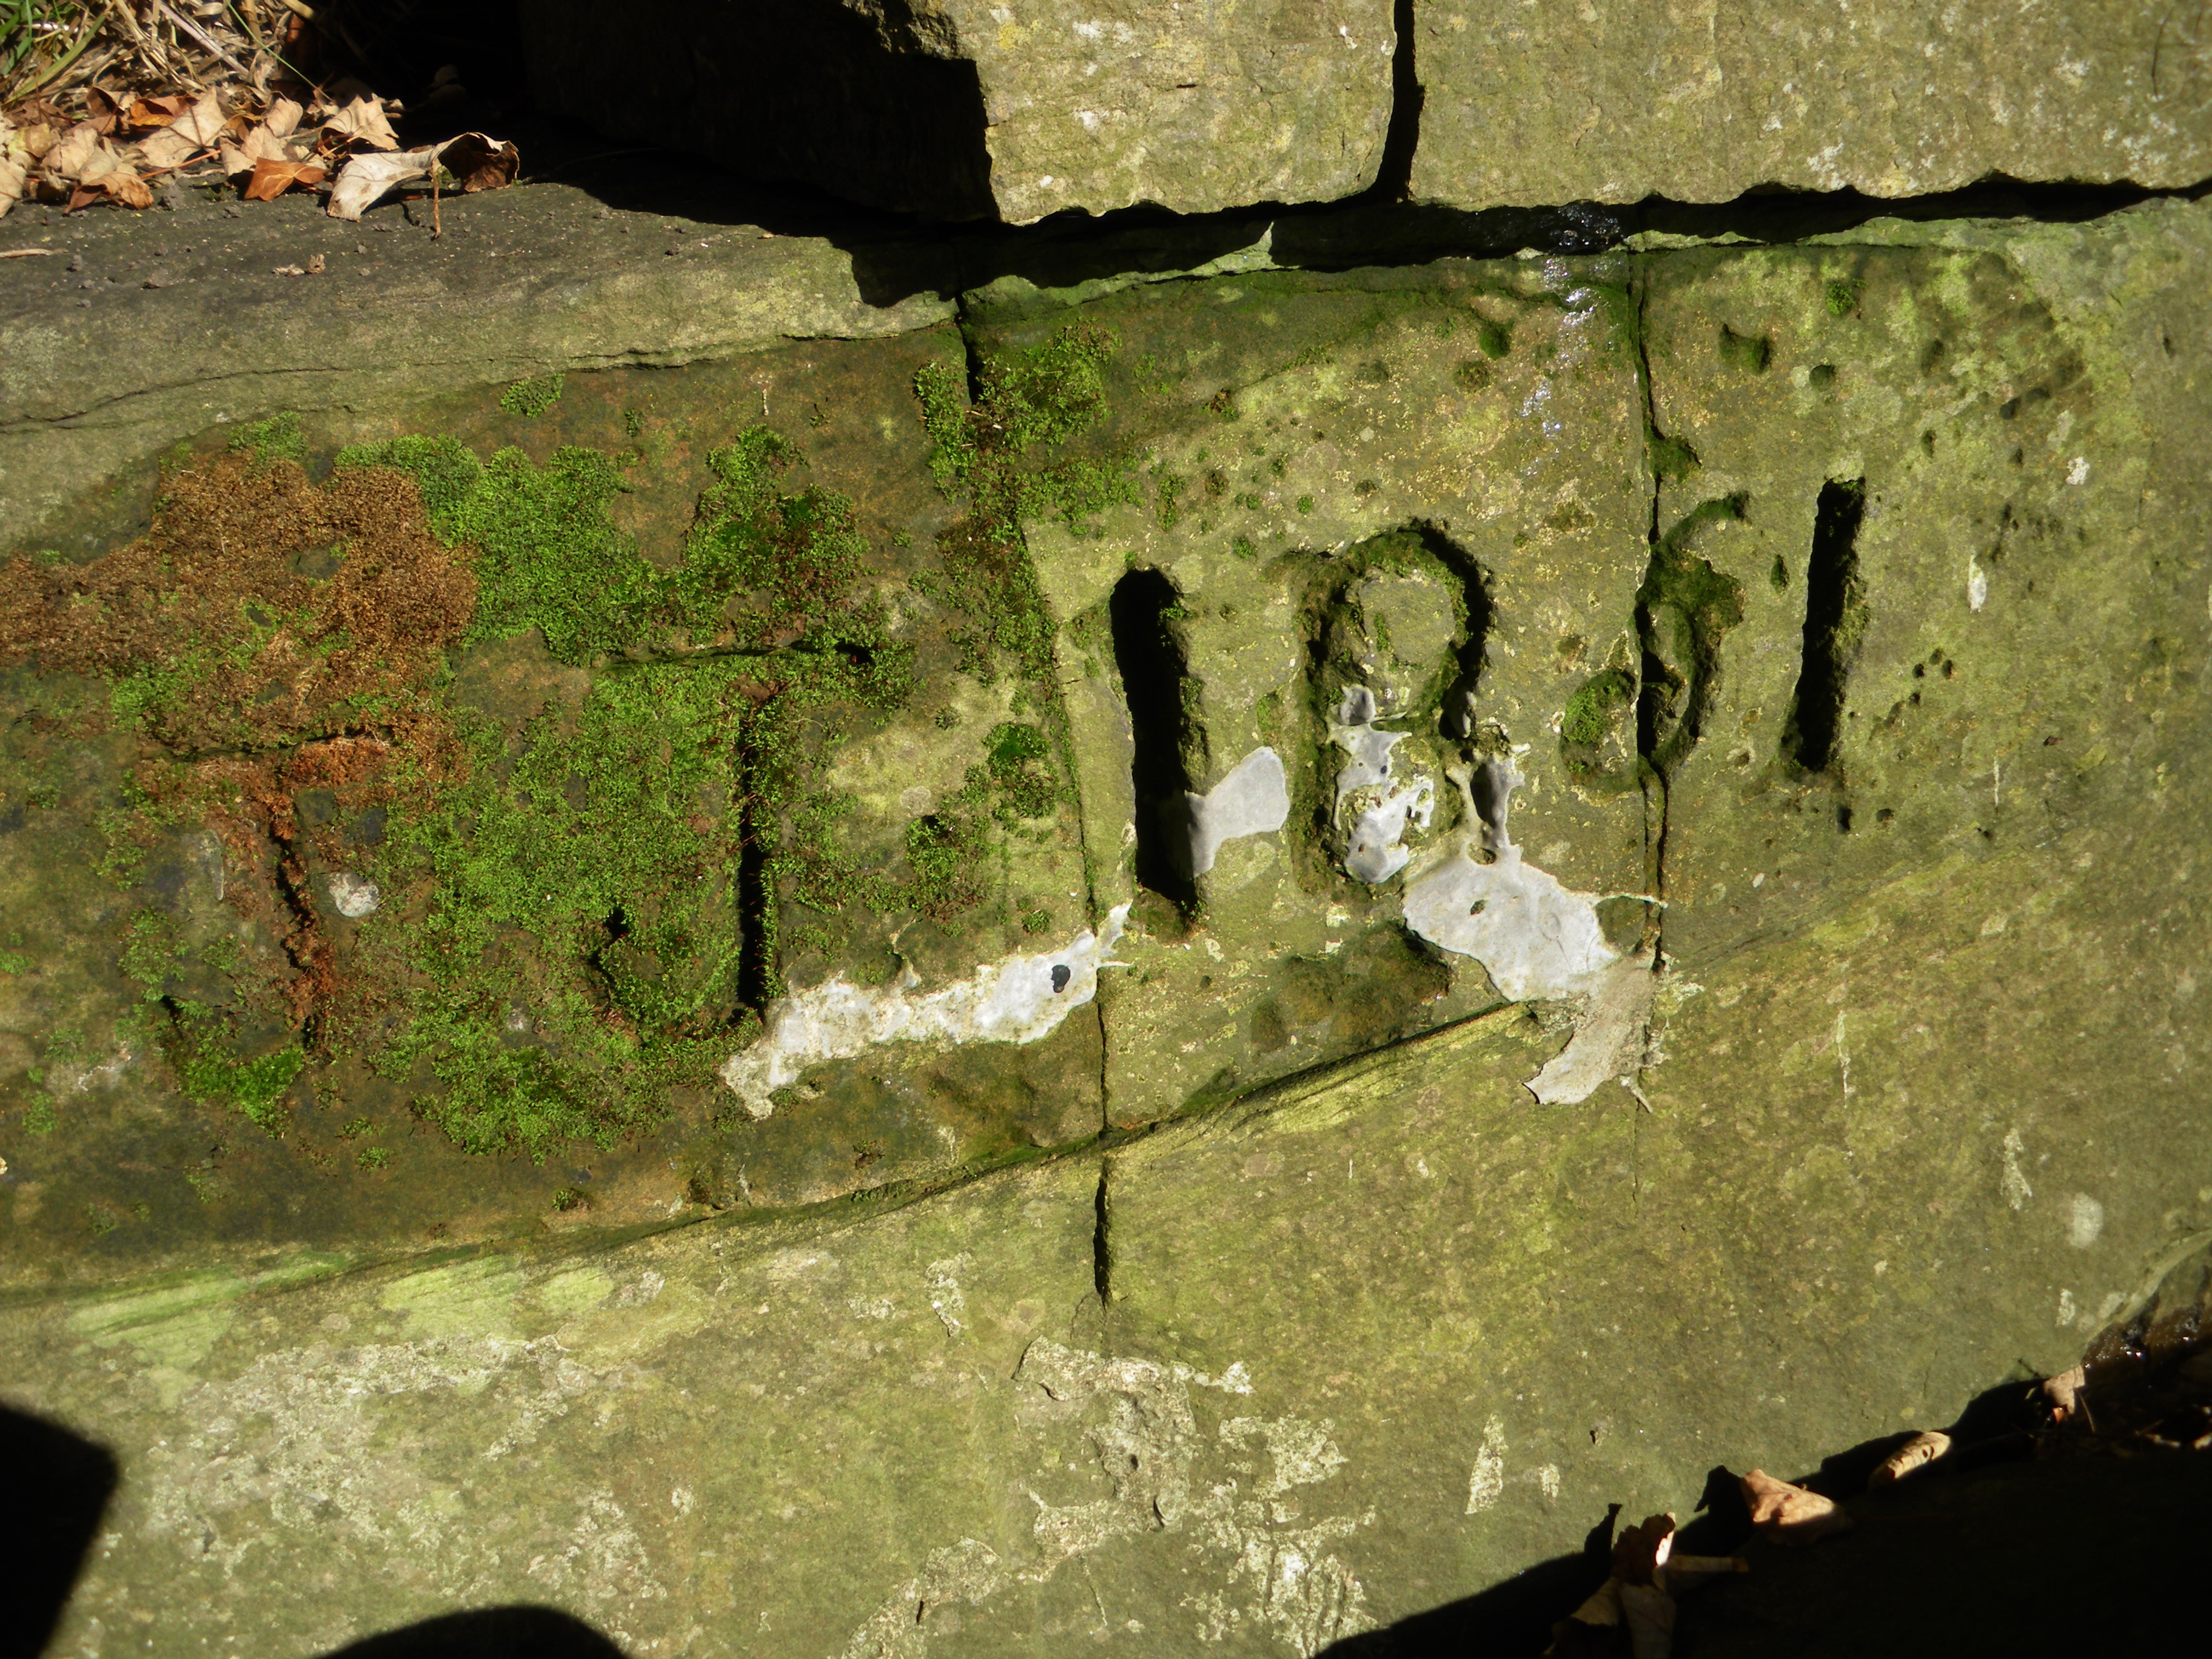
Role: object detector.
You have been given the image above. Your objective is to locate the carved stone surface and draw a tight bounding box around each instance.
[2,172,2208,1655]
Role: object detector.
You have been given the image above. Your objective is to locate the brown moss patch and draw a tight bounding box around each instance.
[0,454,475,754]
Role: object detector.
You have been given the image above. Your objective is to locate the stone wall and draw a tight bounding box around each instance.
[2,38,2209,1659]
[521,1,2212,220]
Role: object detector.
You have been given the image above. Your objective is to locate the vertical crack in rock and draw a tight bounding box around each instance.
[1091,1159,1113,1304]
[1372,0,1424,201]
[1629,260,1673,925]
[1110,567,1201,905]
[731,694,785,1018]
[1785,477,1870,775]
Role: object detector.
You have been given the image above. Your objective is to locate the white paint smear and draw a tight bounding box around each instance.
[1527,954,1656,1105]
[2067,1193,2105,1249]
[1465,1415,1506,1514]
[718,906,1128,1119]
[1179,746,1290,877]
[2000,1127,2034,1210]
[1330,686,1435,884]
[1403,758,1617,1002]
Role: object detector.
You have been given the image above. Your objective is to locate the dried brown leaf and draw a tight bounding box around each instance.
[171,91,229,149]
[324,130,518,222]
[1618,1581,1675,1659]
[2043,1364,2087,1424]
[324,146,435,221]
[1739,1469,1852,1544]
[82,90,119,136]
[321,95,399,152]
[42,121,102,183]
[126,95,193,131]
[244,157,327,202]
[0,155,26,220]
[263,97,305,141]
[437,131,519,195]
[21,123,58,161]
[75,141,123,185]
[1867,1430,1951,1487]
[225,124,303,178]
[1610,1513,1675,1586]
[306,252,325,275]
[66,170,153,212]
[1564,1578,1621,1628]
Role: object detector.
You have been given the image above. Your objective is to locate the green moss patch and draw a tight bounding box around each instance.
[1561,669,1635,748]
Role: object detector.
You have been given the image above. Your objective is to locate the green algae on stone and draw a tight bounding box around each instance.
[168,1016,306,1138]
[1561,668,1636,749]
[499,374,566,417]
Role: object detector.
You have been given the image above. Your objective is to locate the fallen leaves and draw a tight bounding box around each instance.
[133,89,227,172]
[1740,1468,1854,1544]
[2043,1363,2088,1426]
[326,131,517,222]
[4,83,517,220]
[1547,1512,1748,1659]
[1868,1429,1952,1486]
[244,156,328,202]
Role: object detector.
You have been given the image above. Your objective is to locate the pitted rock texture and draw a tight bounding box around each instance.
[1,189,2210,1657]
[1412,0,2212,210]
[524,0,1399,223]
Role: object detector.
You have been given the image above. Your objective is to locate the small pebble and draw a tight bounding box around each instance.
[142,270,173,289]
[66,253,83,272]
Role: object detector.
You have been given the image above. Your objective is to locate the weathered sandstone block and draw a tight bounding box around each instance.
[1412,0,2212,209]
[524,0,1399,222]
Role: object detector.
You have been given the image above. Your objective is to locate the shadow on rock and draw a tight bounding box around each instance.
[0,1402,118,1659]
[1316,1505,1620,1659]
[324,1607,626,1659]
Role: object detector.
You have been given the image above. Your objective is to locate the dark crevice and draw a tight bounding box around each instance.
[734,786,776,1010]
[1091,1161,1113,1303]
[1785,478,1869,775]
[1628,262,1674,923]
[820,173,2212,312]
[460,73,2212,313]
[524,0,997,221]
[1109,567,1198,907]
[1419,525,1496,743]
[1370,0,1424,203]
[954,290,989,407]
[269,837,328,1048]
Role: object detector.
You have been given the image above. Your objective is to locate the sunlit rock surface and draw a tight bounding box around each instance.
[1413,0,2212,210]
[523,0,1398,223]
[1,179,2208,1656]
